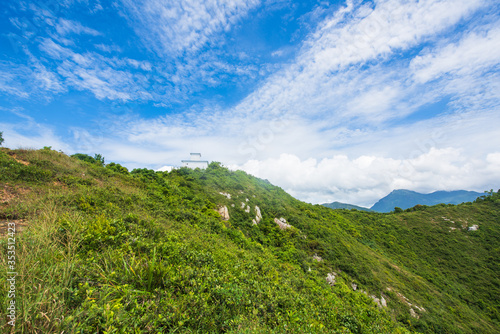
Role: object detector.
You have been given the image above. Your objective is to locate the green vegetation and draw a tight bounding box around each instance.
[71,153,105,167]
[0,131,4,146]
[1,148,498,333]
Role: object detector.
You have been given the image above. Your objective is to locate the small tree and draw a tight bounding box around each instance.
[394,207,403,213]
[94,153,105,166]
[0,131,4,146]
[106,162,129,174]
[72,153,96,164]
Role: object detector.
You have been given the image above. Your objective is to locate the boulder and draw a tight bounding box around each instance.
[326,272,336,285]
[254,206,262,223]
[274,217,292,230]
[217,206,230,220]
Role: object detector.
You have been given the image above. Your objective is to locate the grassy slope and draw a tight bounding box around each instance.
[0,147,498,333]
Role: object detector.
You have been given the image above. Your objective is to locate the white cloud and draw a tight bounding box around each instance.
[233,147,500,207]
[39,38,74,59]
[55,18,101,36]
[0,115,72,152]
[0,58,65,100]
[0,64,30,98]
[87,0,499,166]
[231,0,486,122]
[120,0,261,55]
[36,38,155,101]
[94,43,122,53]
[411,26,500,83]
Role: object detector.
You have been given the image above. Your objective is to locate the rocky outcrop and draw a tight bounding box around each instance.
[274,217,291,230]
[218,206,230,220]
[241,202,251,212]
[313,254,323,262]
[388,288,425,317]
[252,206,262,225]
[255,206,262,223]
[326,272,336,285]
[368,294,388,308]
[219,192,231,199]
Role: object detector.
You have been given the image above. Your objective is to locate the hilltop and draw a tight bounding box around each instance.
[1,147,499,333]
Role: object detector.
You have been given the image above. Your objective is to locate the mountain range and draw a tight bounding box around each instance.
[323,189,484,213]
[370,189,484,212]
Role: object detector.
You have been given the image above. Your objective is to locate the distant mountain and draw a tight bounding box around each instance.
[370,189,483,212]
[322,201,373,212]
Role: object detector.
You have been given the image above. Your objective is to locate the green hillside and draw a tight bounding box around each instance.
[1,147,499,333]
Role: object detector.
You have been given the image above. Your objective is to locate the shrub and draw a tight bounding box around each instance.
[106,162,129,174]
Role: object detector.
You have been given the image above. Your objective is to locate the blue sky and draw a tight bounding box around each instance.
[1,0,500,206]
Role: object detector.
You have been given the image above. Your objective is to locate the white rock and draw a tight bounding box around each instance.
[219,192,231,199]
[274,217,291,230]
[326,273,336,285]
[414,305,426,312]
[254,206,262,224]
[217,206,230,221]
[468,224,479,231]
[370,295,381,307]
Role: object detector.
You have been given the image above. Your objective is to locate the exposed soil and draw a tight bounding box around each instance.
[6,151,30,165]
[0,184,30,204]
[0,219,28,236]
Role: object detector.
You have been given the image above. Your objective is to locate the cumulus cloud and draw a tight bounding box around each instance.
[233,148,500,207]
